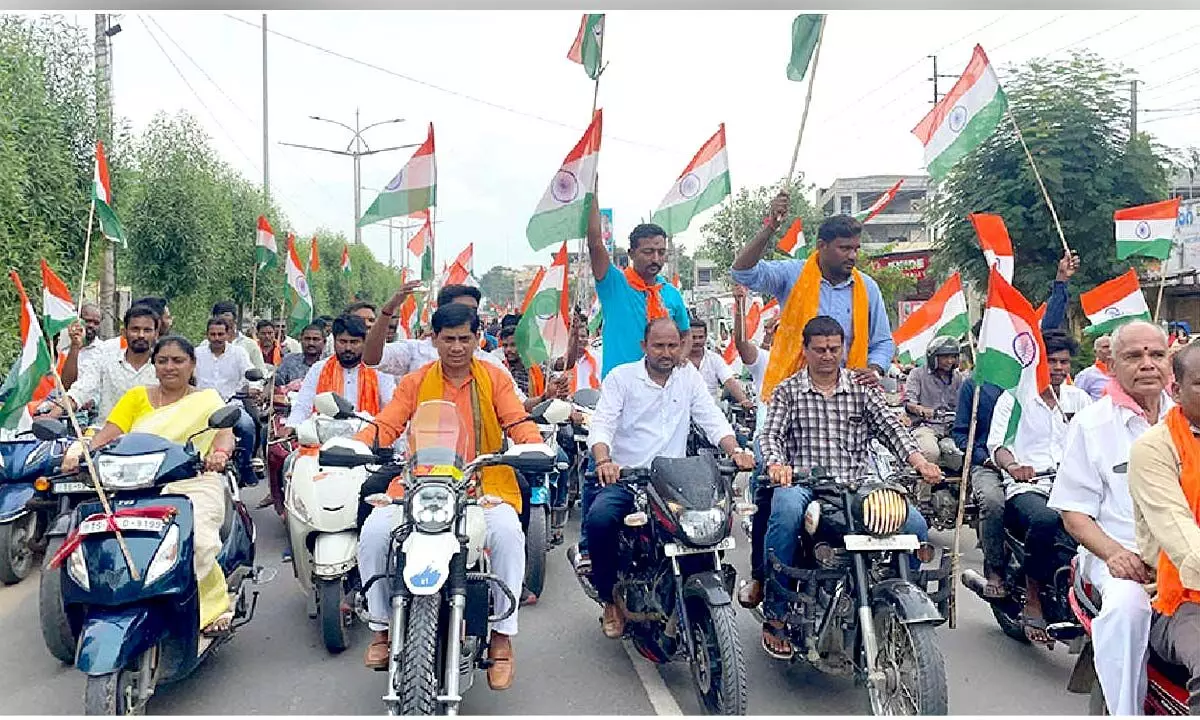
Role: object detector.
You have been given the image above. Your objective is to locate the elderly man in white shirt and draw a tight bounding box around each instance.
[1049,321,1169,715]
[1074,335,1114,401]
[584,318,755,638]
[61,305,161,422]
[988,329,1092,644]
[286,314,396,427]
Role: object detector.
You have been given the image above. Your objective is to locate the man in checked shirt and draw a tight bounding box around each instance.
[755,315,941,659]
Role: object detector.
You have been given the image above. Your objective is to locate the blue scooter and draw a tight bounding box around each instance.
[0,430,73,584]
[33,405,271,715]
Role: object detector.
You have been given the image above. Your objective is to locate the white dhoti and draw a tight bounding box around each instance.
[1081,550,1151,716]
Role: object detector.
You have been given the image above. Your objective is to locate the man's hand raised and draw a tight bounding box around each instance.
[382,280,425,316]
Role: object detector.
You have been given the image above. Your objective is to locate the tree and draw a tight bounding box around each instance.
[478,266,516,307]
[926,51,1172,310]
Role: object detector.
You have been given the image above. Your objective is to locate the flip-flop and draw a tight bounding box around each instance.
[982,580,1007,599]
[1021,613,1054,647]
[202,610,235,638]
[761,623,795,661]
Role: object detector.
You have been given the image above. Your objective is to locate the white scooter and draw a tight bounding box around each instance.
[284,392,375,653]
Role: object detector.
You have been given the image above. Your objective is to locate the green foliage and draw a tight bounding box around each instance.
[865,257,918,327]
[696,176,822,280]
[478,266,515,307]
[926,51,1172,311]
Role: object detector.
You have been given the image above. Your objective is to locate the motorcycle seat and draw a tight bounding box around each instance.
[1149,645,1192,692]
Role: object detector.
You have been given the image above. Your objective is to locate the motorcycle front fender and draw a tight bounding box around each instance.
[401,531,460,595]
[682,569,732,607]
[47,511,72,538]
[313,531,358,578]
[870,578,944,626]
[0,484,35,523]
[75,606,165,675]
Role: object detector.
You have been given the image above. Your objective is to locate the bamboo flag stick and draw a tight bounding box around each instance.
[77,199,97,306]
[1007,106,1071,254]
[949,360,981,631]
[785,19,827,190]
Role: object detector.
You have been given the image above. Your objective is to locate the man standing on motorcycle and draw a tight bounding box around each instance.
[584,317,755,639]
[286,315,395,426]
[1049,320,1168,715]
[756,315,940,658]
[988,329,1092,644]
[905,336,965,472]
[355,303,542,691]
[1128,342,1200,714]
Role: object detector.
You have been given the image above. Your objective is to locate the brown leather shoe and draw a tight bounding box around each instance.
[487,632,514,691]
[738,579,763,609]
[364,630,389,670]
[602,603,625,639]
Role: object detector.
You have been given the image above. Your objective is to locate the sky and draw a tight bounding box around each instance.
[53,10,1200,279]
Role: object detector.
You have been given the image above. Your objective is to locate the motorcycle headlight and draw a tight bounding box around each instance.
[858,487,909,536]
[316,419,357,444]
[96,453,165,490]
[67,545,89,590]
[408,483,455,533]
[144,524,180,584]
[678,508,727,546]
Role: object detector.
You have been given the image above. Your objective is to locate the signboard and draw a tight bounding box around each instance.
[1162,199,1200,276]
[872,251,931,280]
[600,208,614,256]
[898,300,925,325]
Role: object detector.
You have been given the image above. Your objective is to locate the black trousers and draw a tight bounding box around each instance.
[583,485,635,603]
[1004,492,1076,587]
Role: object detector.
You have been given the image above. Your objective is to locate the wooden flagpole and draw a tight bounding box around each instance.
[785,18,827,190]
[77,199,97,306]
[1007,106,1071,255]
[949,380,981,630]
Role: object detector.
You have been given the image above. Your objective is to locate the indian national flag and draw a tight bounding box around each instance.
[651,124,731,235]
[286,235,314,336]
[527,110,602,251]
[587,295,602,334]
[358,124,437,227]
[515,243,571,366]
[723,297,765,366]
[892,272,969,366]
[778,218,804,256]
[408,209,431,256]
[975,267,1049,445]
[256,215,277,270]
[567,14,605,80]
[1115,198,1180,261]
[40,260,76,339]
[445,244,473,287]
[1081,268,1151,337]
[969,212,1014,284]
[912,45,1008,180]
[0,271,53,430]
[341,244,351,275]
[855,179,903,223]
[93,140,127,246]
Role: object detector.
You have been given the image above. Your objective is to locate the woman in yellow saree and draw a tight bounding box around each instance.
[63,336,238,634]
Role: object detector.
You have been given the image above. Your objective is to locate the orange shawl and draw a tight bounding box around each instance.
[316,359,382,416]
[623,266,668,321]
[1157,406,1200,616]
[571,348,601,392]
[262,342,282,366]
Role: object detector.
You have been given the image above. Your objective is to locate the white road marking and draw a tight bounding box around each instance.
[621,638,684,716]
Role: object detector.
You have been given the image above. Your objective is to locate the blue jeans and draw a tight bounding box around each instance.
[551,447,571,508]
[763,486,929,621]
[232,407,259,487]
[579,456,599,553]
[582,484,635,602]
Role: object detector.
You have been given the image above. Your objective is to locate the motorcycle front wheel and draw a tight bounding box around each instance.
[318,578,349,653]
[399,594,441,716]
[867,604,948,715]
[83,646,155,716]
[524,507,548,598]
[685,597,747,715]
[39,538,77,663]
[0,514,36,584]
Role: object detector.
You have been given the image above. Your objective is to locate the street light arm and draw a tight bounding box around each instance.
[309,115,356,136]
[361,118,405,134]
[358,143,423,157]
[279,141,354,156]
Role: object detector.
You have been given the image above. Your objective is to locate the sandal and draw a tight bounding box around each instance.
[761,623,795,661]
[202,610,235,637]
[982,579,1007,599]
[1021,612,1054,647]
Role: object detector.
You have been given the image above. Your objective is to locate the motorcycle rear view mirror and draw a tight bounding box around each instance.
[314,392,355,419]
[31,418,68,442]
[539,399,572,425]
[207,406,242,430]
[572,388,600,408]
[244,368,265,383]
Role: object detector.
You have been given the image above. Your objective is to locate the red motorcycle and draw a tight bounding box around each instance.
[1066,558,1190,715]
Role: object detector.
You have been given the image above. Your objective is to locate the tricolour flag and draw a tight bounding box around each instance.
[854,179,903,223]
[309,235,320,273]
[40,260,76,339]
[969,212,1014,284]
[0,271,53,429]
[515,243,571,366]
[445,244,474,287]
[526,110,602,251]
[341,244,351,275]
[408,209,431,256]
[912,45,1008,180]
[723,297,765,366]
[286,235,314,336]
[587,295,602,334]
[567,14,605,80]
[93,140,127,246]
[778,218,804,256]
[651,124,731,236]
[1080,268,1151,337]
[975,268,1049,445]
[892,272,969,366]
[520,267,546,313]
[786,14,825,82]
[256,215,277,270]
[1115,198,1180,261]
[358,124,436,227]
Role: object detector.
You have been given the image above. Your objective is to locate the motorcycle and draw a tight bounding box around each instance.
[553,387,599,530]
[753,467,948,715]
[1064,558,1191,715]
[266,387,300,518]
[284,391,375,653]
[575,455,750,715]
[0,431,73,583]
[331,397,556,715]
[906,409,974,533]
[525,399,573,600]
[31,406,271,715]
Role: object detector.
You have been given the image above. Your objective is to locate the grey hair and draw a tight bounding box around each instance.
[1110,320,1167,356]
[1092,334,1111,351]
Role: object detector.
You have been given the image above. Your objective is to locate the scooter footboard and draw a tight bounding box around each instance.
[313,531,358,578]
[75,606,164,675]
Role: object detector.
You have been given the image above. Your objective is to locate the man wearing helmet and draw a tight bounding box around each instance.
[905,336,965,471]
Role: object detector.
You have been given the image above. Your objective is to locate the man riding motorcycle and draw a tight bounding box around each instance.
[905,336,965,472]
[754,315,940,658]
[356,303,541,692]
[584,317,755,639]
[285,314,395,428]
[988,329,1092,644]
[1050,320,1169,715]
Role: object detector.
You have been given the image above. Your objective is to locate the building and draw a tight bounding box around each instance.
[691,258,724,302]
[817,174,931,250]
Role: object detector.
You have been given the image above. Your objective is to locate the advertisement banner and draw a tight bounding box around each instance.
[1162,198,1200,276]
[600,208,614,256]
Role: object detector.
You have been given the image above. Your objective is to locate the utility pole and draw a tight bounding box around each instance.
[928,55,960,105]
[281,111,418,245]
[95,14,119,337]
[1130,79,1139,136]
[262,14,269,198]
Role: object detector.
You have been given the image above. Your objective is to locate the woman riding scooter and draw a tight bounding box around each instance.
[61,335,238,635]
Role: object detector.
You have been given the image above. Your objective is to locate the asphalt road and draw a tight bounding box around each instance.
[0,489,1090,715]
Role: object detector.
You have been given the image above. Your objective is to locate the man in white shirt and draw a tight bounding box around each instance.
[1049,321,1168,715]
[1074,334,1114,400]
[988,330,1093,643]
[686,317,754,410]
[196,316,260,486]
[60,305,161,422]
[584,318,755,638]
[210,300,267,374]
[286,314,396,427]
[59,303,104,390]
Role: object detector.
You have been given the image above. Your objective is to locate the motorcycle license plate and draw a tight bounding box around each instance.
[843,534,919,552]
[52,481,93,494]
[78,517,166,535]
[664,536,735,557]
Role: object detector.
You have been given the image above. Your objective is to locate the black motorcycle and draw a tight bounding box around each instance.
[575,455,749,715]
[756,467,948,715]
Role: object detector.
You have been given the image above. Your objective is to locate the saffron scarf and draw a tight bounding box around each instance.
[571,348,601,392]
[623,266,668,321]
[761,253,869,401]
[262,342,282,366]
[417,360,522,513]
[1156,406,1200,616]
[315,360,382,416]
